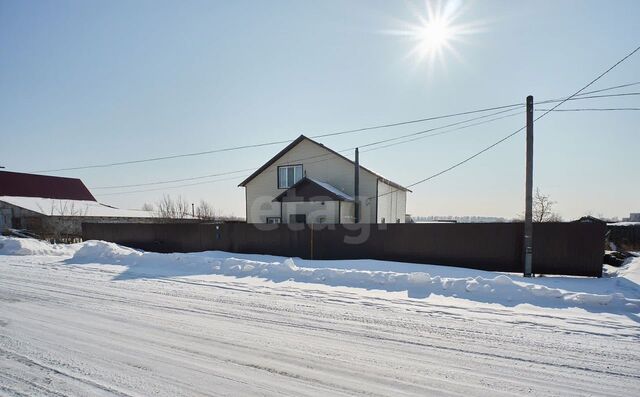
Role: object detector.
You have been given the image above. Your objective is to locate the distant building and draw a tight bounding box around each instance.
[626,213,640,222]
[0,170,157,240]
[238,135,410,224]
[573,215,607,224]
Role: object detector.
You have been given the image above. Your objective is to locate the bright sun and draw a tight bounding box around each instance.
[389,1,481,70]
[416,18,453,56]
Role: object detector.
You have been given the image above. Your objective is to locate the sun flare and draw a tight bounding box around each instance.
[389,1,482,71]
[415,18,453,56]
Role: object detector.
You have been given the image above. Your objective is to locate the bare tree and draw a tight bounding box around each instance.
[513,188,563,222]
[37,200,89,217]
[141,202,154,212]
[156,195,191,218]
[533,188,562,222]
[195,200,216,220]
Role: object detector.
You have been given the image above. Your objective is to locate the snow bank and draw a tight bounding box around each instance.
[60,238,640,312]
[72,240,142,264]
[2,237,639,312]
[0,236,74,256]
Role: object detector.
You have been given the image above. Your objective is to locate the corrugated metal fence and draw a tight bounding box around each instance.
[82,222,606,277]
[608,225,640,251]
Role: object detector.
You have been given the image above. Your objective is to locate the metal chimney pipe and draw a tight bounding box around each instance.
[354,148,359,223]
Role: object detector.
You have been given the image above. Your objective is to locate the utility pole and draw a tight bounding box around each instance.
[354,148,360,223]
[523,95,534,277]
[192,203,195,218]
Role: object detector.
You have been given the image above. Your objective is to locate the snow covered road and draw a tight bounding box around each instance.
[0,240,639,396]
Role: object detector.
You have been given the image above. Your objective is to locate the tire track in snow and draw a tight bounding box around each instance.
[0,348,134,397]
[1,256,639,396]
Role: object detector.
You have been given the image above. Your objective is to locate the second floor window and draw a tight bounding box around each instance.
[278,165,303,188]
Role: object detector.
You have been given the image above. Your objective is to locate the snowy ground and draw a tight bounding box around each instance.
[0,237,639,396]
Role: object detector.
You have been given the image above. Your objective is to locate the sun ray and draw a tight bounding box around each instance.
[388,0,484,73]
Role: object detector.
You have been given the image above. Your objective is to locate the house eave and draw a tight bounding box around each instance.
[238,135,410,192]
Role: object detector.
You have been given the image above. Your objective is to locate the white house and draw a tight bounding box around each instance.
[238,135,410,224]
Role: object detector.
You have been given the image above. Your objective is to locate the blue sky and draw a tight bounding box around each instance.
[1,0,638,219]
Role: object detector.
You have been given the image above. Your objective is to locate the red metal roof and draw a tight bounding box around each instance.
[0,171,96,201]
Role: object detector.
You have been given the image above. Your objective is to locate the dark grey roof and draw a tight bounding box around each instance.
[273,177,354,202]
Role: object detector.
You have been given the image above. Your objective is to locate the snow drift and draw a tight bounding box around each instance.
[1,237,639,312]
[0,236,74,256]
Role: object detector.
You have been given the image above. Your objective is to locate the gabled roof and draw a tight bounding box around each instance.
[238,135,410,192]
[273,177,354,202]
[0,170,96,201]
[308,178,354,201]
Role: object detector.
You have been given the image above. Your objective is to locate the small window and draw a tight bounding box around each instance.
[289,214,306,224]
[266,217,281,224]
[278,165,303,188]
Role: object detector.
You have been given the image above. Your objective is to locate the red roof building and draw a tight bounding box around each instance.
[0,171,96,201]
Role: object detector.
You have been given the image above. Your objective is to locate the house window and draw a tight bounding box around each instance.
[266,217,281,224]
[289,214,306,224]
[278,165,303,188]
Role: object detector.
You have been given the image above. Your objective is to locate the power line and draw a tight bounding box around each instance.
[94,174,249,196]
[568,81,640,95]
[92,167,255,189]
[91,90,639,193]
[33,139,295,173]
[32,84,640,173]
[33,105,526,174]
[538,92,640,104]
[535,107,640,112]
[92,106,524,191]
[371,45,640,199]
[362,109,523,154]
[308,104,523,139]
[359,107,523,150]
[309,83,640,139]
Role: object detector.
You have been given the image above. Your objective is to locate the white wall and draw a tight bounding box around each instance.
[339,201,355,224]
[245,138,378,223]
[376,180,407,223]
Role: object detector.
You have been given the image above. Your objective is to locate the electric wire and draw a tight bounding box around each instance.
[369,45,640,200]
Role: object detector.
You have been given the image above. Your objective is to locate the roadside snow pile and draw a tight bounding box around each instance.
[72,240,142,264]
[0,236,73,256]
[2,237,639,312]
[61,239,640,312]
[605,255,640,285]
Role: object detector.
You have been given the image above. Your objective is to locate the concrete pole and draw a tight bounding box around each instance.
[524,95,534,277]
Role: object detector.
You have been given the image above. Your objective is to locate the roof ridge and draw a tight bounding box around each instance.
[238,135,410,192]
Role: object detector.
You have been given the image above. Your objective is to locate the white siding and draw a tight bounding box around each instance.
[376,180,407,223]
[339,201,355,224]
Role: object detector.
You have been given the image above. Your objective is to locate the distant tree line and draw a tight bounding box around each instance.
[141,195,242,221]
[411,215,509,223]
[413,188,566,223]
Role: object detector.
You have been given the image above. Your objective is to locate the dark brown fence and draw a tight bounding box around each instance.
[607,225,640,251]
[82,222,606,277]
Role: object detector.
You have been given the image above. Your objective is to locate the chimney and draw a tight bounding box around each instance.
[354,148,359,223]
